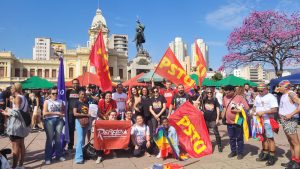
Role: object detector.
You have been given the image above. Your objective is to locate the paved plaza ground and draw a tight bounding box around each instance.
[0,125,296,169]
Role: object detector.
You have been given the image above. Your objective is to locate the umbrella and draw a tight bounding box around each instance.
[21,76,55,89]
[122,73,147,87]
[190,74,216,86]
[216,75,257,87]
[270,72,300,92]
[137,70,163,82]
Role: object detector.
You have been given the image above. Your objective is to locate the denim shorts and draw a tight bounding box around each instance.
[263,123,274,138]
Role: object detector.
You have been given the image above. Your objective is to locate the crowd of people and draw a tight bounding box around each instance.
[0,79,300,169]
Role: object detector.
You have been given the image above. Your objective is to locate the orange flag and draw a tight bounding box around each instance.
[89,31,112,91]
[194,41,207,86]
[155,47,195,89]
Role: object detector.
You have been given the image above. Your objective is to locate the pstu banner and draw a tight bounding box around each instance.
[94,120,131,150]
[169,102,212,158]
[156,47,195,88]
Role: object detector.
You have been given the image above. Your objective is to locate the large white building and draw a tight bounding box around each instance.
[191,39,209,69]
[32,38,52,60]
[233,65,265,83]
[169,37,188,63]
[108,34,128,54]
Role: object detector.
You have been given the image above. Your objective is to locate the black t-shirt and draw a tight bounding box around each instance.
[67,89,79,114]
[141,95,152,118]
[171,93,191,110]
[75,100,89,116]
[203,98,220,122]
[151,95,167,115]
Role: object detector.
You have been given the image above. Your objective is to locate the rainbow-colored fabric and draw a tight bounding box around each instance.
[234,108,249,141]
[154,127,174,158]
[251,116,264,141]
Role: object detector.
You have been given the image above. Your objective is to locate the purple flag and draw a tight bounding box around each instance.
[57,56,69,143]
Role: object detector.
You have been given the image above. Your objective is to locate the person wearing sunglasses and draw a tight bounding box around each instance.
[277,80,300,169]
[203,88,222,152]
[149,87,166,137]
[251,83,278,166]
[42,86,66,165]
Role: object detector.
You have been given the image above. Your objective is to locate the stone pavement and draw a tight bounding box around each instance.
[0,125,295,169]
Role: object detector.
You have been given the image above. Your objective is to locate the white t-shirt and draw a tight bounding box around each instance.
[215,91,223,106]
[112,92,127,113]
[130,124,150,146]
[45,99,63,119]
[279,91,299,118]
[254,93,278,123]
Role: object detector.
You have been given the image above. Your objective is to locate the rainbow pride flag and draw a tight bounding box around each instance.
[154,127,179,160]
[234,108,249,141]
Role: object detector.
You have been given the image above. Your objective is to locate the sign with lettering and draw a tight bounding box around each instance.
[93,120,131,150]
[169,102,212,158]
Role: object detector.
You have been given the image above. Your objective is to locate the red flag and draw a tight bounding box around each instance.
[155,47,195,89]
[89,31,112,91]
[169,102,212,158]
[194,41,207,86]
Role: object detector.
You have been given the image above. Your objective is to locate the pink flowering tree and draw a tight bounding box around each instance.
[221,11,300,77]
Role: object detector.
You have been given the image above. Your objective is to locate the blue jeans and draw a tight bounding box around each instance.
[44,117,64,161]
[227,124,244,155]
[75,119,88,163]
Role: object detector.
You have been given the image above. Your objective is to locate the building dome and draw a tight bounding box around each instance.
[91,8,107,29]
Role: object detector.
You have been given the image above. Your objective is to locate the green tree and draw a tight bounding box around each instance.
[211,72,223,81]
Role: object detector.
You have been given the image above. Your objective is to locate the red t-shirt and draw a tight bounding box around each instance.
[98,99,117,120]
[162,89,175,109]
[223,95,249,124]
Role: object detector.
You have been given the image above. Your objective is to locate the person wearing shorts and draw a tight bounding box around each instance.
[278,80,300,169]
[251,83,278,166]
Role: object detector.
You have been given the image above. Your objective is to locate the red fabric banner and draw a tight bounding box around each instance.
[155,47,195,89]
[194,41,207,86]
[94,120,131,150]
[169,102,212,158]
[89,31,112,92]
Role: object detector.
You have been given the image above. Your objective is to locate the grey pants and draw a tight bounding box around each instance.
[206,121,222,147]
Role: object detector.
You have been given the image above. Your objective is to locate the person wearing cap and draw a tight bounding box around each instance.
[202,88,222,152]
[277,80,300,169]
[222,85,249,160]
[251,83,278,166]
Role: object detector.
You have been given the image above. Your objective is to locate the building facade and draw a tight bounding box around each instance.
[191,39,209,69]
[169,37,188,63]
[32,38,52,60]
[233,64,265,83]
[0,8,128,89]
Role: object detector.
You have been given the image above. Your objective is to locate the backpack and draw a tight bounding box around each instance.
[19,97,31,127]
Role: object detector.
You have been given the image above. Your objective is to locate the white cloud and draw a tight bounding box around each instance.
[205,3,248,30]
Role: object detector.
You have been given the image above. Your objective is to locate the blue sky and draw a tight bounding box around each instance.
[0,0,299,70]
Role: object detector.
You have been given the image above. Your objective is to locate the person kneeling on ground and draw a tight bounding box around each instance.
[156,117,180,159]
[131,115,151,157]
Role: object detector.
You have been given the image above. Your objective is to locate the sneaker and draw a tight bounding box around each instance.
[286,161,300,169]
[265,155,276,166]
[281,161,293,167]
[45,160,51,165]
[256,152,269,161]
[75,161,84,164]
[96,156,102,164]
[228,152,237,158]
[237,154,243,160]
[59,157,66,162]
